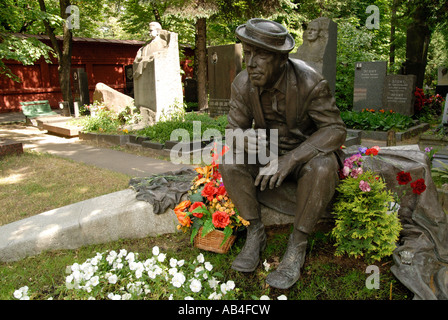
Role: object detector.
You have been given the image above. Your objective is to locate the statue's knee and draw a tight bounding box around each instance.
[301,156,337,178]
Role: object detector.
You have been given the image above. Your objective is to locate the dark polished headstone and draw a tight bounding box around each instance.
[353,61,387,111]
[382,74,417,116]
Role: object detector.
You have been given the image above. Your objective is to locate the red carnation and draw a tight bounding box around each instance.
[396,171,412,185]
[189,201,206,218]
[201,181,218,202]
[365,148,378,156]
[212,211,230,228]
[410,179,426,195]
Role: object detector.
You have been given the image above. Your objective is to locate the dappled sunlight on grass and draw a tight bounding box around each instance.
[0,173,26,185]
[0,150,130,226]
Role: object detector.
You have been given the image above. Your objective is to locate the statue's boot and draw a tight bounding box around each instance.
[266,234,307,289]
[231,220,267,272]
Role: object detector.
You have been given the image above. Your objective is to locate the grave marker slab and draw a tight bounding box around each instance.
[382,74,417,116]
[353,61,387,112]
[133,25,183,123]
[72,68,90,110]
[438,66,448,85]
[291,17,337,95]
[207,43,242,117]
[442,93,448,125]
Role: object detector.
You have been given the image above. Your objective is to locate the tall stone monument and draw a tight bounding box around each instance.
[133,22,183,123]
[290,17,337,95]
[353,61,387,112]
[207,43,243,117]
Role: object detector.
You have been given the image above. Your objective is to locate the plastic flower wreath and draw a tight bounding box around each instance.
[174,142,250,245]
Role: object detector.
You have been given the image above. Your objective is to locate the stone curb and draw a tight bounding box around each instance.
[0,189,179,263]
[347,122,429,142]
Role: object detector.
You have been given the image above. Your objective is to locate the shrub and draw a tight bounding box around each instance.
[135,113,228,143]
[332,170,402,262]
[79,108,120,133]
[341,110,415,132]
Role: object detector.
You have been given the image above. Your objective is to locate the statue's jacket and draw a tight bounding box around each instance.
[227,58,347,165]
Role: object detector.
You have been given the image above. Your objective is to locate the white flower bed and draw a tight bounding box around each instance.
[13,246,287,300]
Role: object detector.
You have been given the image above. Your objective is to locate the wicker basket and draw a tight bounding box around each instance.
[193,227,236,254]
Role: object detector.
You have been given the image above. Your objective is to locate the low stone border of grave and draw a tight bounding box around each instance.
[347,122,429,142]
[419,134,448,156]
[79,131,130,146]
[0,139,23,157]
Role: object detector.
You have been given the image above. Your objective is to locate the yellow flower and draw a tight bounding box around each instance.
[239,216,250,227]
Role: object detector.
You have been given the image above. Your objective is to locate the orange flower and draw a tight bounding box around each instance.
[174,200,190,214]
[176,211,191,227]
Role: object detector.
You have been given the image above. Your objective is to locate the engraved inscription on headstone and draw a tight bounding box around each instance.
[353,61,387,111]
[382,74,417,116]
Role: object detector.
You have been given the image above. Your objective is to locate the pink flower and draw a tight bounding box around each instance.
[350,167,363,179]
[342,166,350,177]
[359,180,371,192]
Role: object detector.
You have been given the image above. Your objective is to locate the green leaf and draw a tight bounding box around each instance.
[189,191,204,203]
[220,226,233,247]
[202,219,215,237]
[190,227,200,244]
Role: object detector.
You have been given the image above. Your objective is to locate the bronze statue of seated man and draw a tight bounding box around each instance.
[219,18,347,289]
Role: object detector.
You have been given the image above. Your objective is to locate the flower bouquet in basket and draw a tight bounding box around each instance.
[174,145,250,254]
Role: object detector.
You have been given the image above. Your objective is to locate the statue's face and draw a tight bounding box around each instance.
[306,22,319,42]
[242,43,286,88]
[149,26,159,39]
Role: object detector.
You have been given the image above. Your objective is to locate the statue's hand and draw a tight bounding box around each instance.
[255,154,296,191]
[244,129,268,155]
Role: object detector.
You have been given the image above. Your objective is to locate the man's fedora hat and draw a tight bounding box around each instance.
[235,18,295,53]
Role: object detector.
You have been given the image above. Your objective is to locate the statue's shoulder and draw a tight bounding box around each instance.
[232,69,251,92]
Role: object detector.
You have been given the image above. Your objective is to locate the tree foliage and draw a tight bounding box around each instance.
[1,0,448,106]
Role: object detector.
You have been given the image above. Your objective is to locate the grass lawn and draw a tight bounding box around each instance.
[0,150,131,226]
[0,150,413,301]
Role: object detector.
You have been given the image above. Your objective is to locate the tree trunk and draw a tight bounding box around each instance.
[59,0,73,116]
[389,0,398,66]
[195,17,208,111]
[405,4,431,88]
[38,0,73,116]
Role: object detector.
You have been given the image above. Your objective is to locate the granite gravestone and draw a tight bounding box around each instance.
[207,43,243,117]
[353,61,387,112]
[382,74,417,116]
[291,17,337,95]
[442,93,448,125]
[72,68,90,113]
[125,65,134,98]
[184,78,197,103]
[133,22,183,123]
